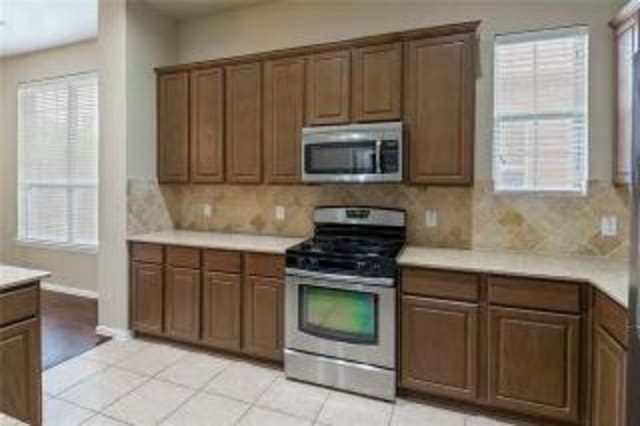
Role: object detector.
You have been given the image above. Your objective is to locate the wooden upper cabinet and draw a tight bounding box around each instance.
[158,71,190,183]
[488,307,580,423]
[306,49,351,125]
[401,295,479,402]
[405,33,475,185]
[225,62,263,183]
[190,68,225,183]
[264,56,305,184]
[353,42,402,122]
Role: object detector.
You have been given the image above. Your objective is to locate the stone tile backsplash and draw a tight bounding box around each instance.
[128,178,630,259]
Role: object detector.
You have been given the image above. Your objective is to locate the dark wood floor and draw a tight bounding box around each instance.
[41,290,110,370]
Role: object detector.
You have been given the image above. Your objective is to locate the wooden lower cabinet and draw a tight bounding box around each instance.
[165,266,201,342]
[591,291,628,426]
[0,318,41,425]
[243,276,284,362]
[488,306,580,423]
[131,262,164,335]
[202,272,242,351]
[401,295,479,401]
[592,326,627,426]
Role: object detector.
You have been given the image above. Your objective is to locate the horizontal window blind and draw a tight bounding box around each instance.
[493,26,589,193]
[18,72,99,250]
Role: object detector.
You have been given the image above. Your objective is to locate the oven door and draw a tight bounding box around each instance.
[285,271,395,369]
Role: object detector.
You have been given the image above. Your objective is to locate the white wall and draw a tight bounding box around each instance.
[126,0,178,178]
[97,0,177,334]
[178,0,620,182]
[0,40,99,292]
[98,0,128,331]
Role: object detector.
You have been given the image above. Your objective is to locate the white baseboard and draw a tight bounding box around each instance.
[96,325,133,340]
[42,281,99,299]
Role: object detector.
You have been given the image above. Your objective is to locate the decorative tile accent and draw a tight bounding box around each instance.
[127,178,630,259]
[472,181,630,260]
[158,183,473,249]
[127,177,174,236]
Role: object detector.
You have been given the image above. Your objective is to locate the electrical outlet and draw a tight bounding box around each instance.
[203,203,212,218]
[425,210,438,228]
[601,216,617,237]
[275,205,286,221]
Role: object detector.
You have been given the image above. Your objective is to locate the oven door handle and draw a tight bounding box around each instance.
[286,268,394,287]
[375,139,382,173]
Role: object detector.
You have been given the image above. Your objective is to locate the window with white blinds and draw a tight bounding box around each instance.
[493,27,589,193]
[17,72,99,251]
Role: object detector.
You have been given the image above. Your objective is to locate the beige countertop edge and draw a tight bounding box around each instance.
[397,247,629,309]
[127,230,305,255]
[0,265,50,292]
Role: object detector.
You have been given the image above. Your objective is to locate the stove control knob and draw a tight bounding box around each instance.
[309,257,320,269]
[297,257,308,269]
[356,261,367,274]
[372,263,382,274]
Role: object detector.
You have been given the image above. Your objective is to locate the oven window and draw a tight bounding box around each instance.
[305,142,376,174]
[299,285,378,344]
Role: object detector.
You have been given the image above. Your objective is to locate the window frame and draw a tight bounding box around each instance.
[492,26,590,195]
[16,71,99,254]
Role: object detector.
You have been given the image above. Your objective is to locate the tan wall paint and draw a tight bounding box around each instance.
[177,0,619,182]
[0,40,99,292]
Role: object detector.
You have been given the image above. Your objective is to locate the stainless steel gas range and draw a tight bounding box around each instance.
[284,207,406,401]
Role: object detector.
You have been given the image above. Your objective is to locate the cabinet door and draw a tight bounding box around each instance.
[131,262,164,334]
[353,42,402,122]
[158,71,190,183]
[405,33,474,184]
[244,276,283,362]
[190,67,225,183]
[225,62,262,183]
[592,326,627,426]
[264,56,305,184]
[202,272,242,351]
[488,307,580,423]
[0,318,41,425]
[306,50,351,125]
[401,296,479,401]
[165,266,201,342]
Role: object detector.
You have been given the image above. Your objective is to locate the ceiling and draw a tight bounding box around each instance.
[0,0,97,59]
[142,0,270,20]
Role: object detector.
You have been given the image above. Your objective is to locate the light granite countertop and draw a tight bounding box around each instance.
[0,264,50,292]
[398,246,629,308]
[128,230,305,255]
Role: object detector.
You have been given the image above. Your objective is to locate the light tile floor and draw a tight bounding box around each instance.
[34,338,523,426]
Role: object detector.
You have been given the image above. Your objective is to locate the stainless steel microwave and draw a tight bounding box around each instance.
[302,122,403,183]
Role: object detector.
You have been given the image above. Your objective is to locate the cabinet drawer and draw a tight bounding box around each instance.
[245,253,285,278]
[0,284,39,327]
[488,276,581,314]
[166,246,201,269]
[402,268,479,302]
[595,291,628,348]
[204,249,242,274]
[131,243,163,264]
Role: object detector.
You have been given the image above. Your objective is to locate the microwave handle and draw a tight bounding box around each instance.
[375,140,382,173]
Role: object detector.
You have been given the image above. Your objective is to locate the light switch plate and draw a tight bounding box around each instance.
[275,206,285,221]
[601,216,617,237]
[203,203,212,218]
[425,210,438,228]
